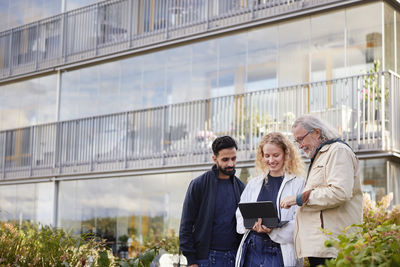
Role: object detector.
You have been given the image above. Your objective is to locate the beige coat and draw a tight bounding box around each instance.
[294,142,363,258]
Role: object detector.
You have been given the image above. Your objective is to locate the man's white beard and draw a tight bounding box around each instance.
[304,139,320,159]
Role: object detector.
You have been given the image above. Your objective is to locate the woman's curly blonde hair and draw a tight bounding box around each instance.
[255,132,305,177]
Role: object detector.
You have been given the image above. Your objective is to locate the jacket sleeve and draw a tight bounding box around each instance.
[304,147,356,211]
[179,180,199,265]
[269,178,305,244]
[236,181,253,234]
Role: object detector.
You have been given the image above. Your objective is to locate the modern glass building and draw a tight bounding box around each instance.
[1,0,400,258]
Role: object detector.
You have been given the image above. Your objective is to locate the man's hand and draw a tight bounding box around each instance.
[188,265,199,267]
[280,195,297,209]
[252,218,272,234]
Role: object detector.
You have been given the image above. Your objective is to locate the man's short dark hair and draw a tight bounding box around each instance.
[212,136,238,156]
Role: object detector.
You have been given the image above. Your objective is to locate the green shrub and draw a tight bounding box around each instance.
[0,221,115,266]
[324,193,400,267]
[0,221,179,267]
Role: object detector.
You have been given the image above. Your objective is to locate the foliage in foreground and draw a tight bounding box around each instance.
[324,193,400,267]
[0,221,115,266]
[0,222,179,267]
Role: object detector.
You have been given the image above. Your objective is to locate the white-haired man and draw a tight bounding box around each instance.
[280,115,363,267]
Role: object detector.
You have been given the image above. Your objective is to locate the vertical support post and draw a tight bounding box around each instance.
[128,0,134,48]
[161,106,166,165]
[2,133,6,179]
[380,72,386,150]
[124,112,129,169]
[95,3,100,56]
[165,0,169,39]
[90,117,94,172]
[8,29,13,76]
[35,22,40,70]
[52,179,59,227]
[251,0,255,19]
[29,126,35,177]
[205,0,210,30]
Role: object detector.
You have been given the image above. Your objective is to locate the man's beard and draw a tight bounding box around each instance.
[218,165,236,176]
[304,140,320,159]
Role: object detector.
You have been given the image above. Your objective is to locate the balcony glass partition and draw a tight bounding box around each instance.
[0,71,398,179]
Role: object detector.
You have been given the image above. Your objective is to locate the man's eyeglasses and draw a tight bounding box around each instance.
[294,131,312,145]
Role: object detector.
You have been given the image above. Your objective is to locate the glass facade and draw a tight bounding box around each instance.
[58,2,389,121]
[0,2,396,127]
[0,182,54,225]
[57,171,194,256]
[0,74,57,130]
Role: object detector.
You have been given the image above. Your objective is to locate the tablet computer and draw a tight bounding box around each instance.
[238,201,289,229]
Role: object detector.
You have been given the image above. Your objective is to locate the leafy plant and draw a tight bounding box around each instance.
[324,193,400,267]
[0,221,115,266]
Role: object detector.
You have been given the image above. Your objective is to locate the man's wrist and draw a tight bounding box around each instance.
[296,193,303,206]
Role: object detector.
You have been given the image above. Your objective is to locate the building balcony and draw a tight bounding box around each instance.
[0,0,355,83]
[1,70,399,180]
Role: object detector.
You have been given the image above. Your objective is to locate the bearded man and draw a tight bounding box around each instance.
[179,136,245,267]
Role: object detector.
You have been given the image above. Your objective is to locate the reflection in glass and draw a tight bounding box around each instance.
[278,18,310,87]
[246,27,277,92]
[58,172,193,257]
[384,3,395,71]
[0,75,57,131]
[0,0,61,31]
[0,183,54,225]
[360,158,387,203]
[346,2,382,75]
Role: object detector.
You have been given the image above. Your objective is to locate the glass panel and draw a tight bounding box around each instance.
[384,3,395,71]
[58,172,195,257]
[246,26,278,92]
[346,2,382,75]
[388,160,400,205]
[278,18,310,87]
[164,172,192,235]
[215,33,247,97]
[1,0,61,30]
[58,180,83,235]
[0,185,17,222]
[397,11,400,73]
[0,182,53,225]
[191,39,218,100]
[166,46,192,104]
[0,75,57,131]
[0,1,10,32]
[360,158,387,203]
[311,11,345,82]
[66,0,100,11]
[310,11,346,112]
[142,51,166,107]
[120,56,144,109]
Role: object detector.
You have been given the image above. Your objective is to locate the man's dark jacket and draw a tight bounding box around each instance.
[179,165,245,265]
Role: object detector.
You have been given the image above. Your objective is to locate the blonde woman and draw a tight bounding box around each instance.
[236,132,305,267]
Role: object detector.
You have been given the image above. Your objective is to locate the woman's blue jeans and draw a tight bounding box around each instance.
[241,233,283,267]
[197,249,236,267]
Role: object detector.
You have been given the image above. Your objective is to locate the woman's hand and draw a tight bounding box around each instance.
[252,218,272,234]
[280,195,296,209]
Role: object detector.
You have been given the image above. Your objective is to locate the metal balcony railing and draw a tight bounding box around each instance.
[0,71,399,180]
[0,0,346,82]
